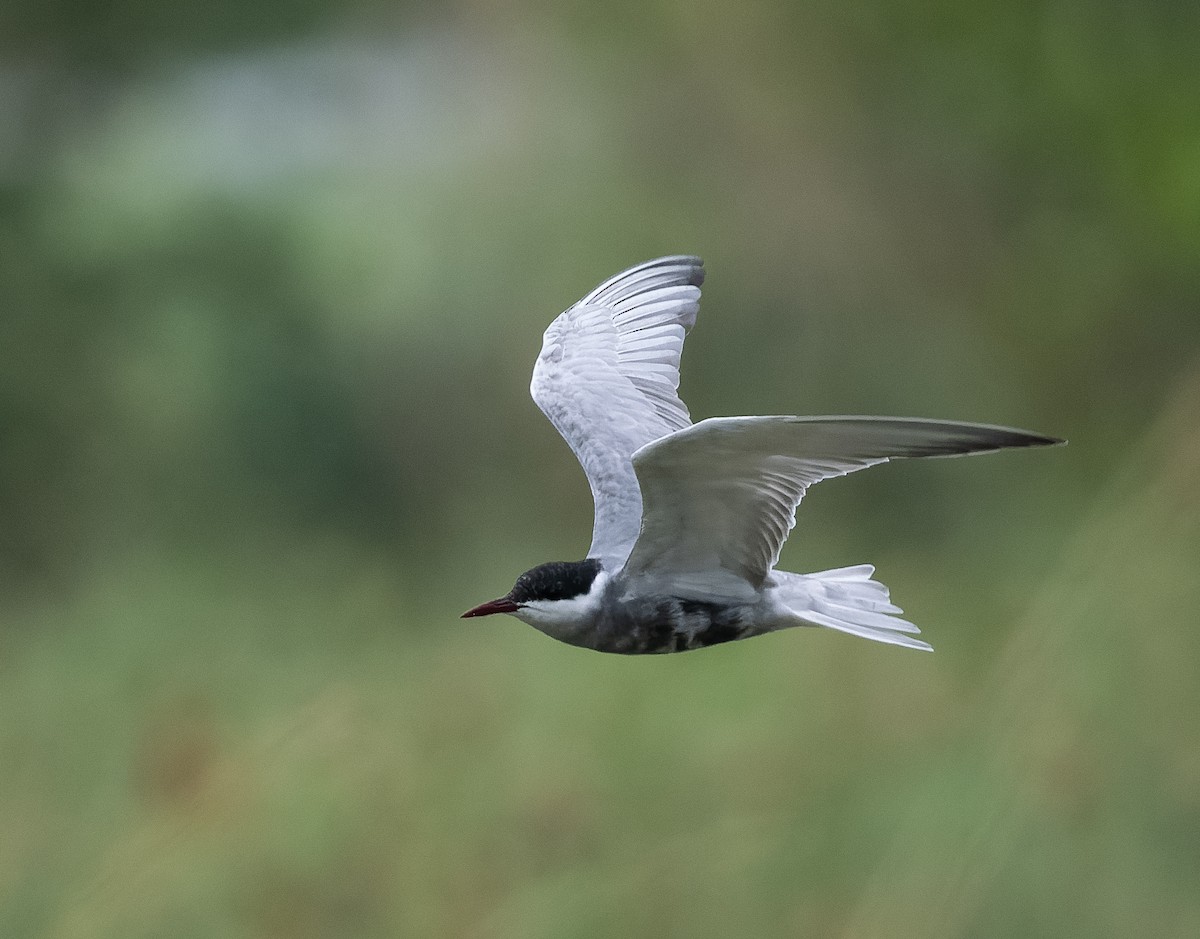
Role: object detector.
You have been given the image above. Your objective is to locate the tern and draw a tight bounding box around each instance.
[463,256,1062,653]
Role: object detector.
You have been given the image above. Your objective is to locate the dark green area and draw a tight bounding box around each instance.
[2,1,1198,936]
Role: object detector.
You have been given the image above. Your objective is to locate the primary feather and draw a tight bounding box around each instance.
[530,255,704,566]
[623,415,1058,593]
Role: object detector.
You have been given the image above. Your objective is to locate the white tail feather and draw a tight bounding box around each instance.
[772,566,934,652]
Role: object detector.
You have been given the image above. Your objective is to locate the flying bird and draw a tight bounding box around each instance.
[463,256,1062,653]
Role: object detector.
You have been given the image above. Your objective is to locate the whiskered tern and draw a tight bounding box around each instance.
[463,256,1062,653]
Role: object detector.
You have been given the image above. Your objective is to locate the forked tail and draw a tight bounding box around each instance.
[773,564,933,651]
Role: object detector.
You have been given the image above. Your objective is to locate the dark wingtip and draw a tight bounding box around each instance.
[967,427,1066,456]
[652,254,704,286]
[1015,432,1067,448]
[932,421,1066,453]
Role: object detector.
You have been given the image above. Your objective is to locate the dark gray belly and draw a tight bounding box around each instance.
[594,598,760,655]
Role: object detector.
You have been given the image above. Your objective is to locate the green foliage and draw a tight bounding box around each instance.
[2,1,1198,935]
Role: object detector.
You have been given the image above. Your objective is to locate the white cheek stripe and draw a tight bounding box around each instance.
[515,571,609,639]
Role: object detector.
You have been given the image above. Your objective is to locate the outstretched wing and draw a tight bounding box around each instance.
[622,416,1063,596]
[530,256,705,567]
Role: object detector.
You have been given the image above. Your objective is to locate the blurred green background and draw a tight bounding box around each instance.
[2,1,1199,936]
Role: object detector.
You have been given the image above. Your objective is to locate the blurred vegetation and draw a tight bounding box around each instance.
[2,1,1199,936]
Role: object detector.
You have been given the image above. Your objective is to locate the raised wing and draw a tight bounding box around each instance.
[622,416,1063,595]
[530,256,705,567]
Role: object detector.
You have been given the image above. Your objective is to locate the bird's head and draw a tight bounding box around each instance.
[462,559,607,638]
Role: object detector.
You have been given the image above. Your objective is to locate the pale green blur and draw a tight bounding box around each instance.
[2,2,1199,937]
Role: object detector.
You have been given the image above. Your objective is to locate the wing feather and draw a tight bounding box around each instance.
[529,256,705,566]
[623,416,1063,591]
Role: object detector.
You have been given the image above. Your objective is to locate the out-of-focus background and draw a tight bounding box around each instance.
[2,1,1198,936]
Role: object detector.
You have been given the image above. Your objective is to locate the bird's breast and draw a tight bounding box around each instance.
[594,596,759,654]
